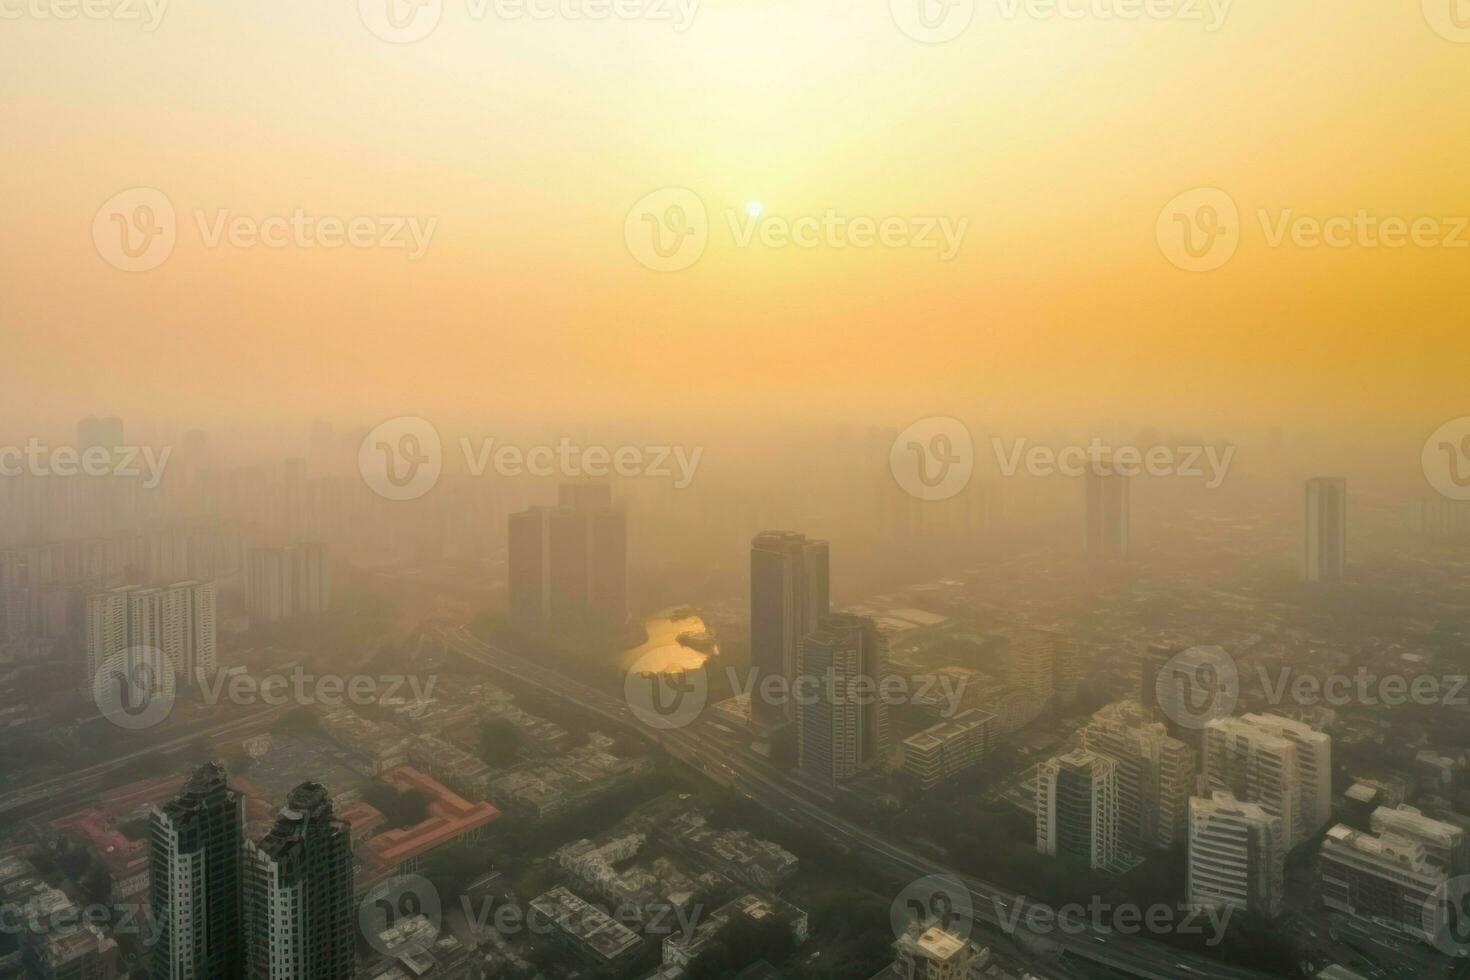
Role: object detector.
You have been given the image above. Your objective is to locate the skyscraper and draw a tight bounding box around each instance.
[1081,701,1196,851]
[1188,791,1283,917]
[1203,713,1330,849]
[1036,749,1119,871]
[749,531,829,729]
[243,783,355,980]
[1084,461,1129,560]
[86,581,215,689]
[508,487,627,630]
[150,763,244,980]
[796,614,889,785]
[1304,477,1347,581]
[1238,713,1332,846]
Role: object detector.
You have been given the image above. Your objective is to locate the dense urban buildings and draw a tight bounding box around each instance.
[748,530,829,729]
[246,543,330,623]
[1081,700,1195,851]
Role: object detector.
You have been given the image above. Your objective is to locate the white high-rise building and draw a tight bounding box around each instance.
[1188,791,1283,917]
[84,586,132,685]
[85,580,216,689]
[1320,822,1448,943]
[1370,804,1468,875]
[1202,716,1298,853]
[1239,713,1332,846]
[1082,700,1196,850]
[1037,749,1119,871]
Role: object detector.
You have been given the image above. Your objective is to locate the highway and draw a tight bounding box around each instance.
[436,624,1277,980]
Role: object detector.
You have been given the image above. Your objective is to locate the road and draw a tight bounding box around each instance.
[436,624,1276,980]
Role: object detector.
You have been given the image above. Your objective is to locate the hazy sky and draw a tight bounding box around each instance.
[3,0,1467,439]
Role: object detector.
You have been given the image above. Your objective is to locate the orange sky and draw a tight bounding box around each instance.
[2,0,1467,439]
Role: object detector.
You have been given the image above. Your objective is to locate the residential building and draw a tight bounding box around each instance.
[903,709,993,790]
[1202,716,1298,853]
[1319,822,1448,943]
[889,923,989,980]
[1188,791,1283,917]
[796,613,889,785]
[242,782,355,980]
[1036,749,1119,871]
[749,531,829,729]
[1081,700,1195,850]
[149,762,245,980]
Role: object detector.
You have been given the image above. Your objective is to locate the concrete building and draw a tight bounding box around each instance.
[1305,477,1347,582]
[242,782,355,980]
[749,530,829,729]
[796,614,889,786]
[1188,791,1283,917]
[528,886,642,970]
[1202,716,1299,853]
[247,544,330,623]
[1036,749,1119,871]
[1319,822,1448,943]
[508,490,627,630]
[1081,700,1195,851]
[149,763,245,980]
[889,923,989,980]
[903,709,993,790]
[1084,461,1129,560]
[1370,804,1469,875]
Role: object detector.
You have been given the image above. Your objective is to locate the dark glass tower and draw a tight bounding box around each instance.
[150,762,244,980]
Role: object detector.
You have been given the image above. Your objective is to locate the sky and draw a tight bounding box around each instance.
[2,0,1467,443]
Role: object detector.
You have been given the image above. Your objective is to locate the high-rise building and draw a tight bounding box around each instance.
[1238,713,1332,846]
[1202,716,1298,854]
[149,763,245,980]
[508,488,626,630]
[749,531,829,729]
[1188,791,1283,917]
[1036,749,1119,871]
[86,581,215,688]
[1204,714,1330,849]
[796,614,889,785]
[903,708,993,790]
[1319,822,1448,943]
[243,783,355,980]
[890,923,990,980]
[247,544,330,623]
[1305,477,1347,581]
[1084,461,1129,559]
[1081,701,1196,851]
